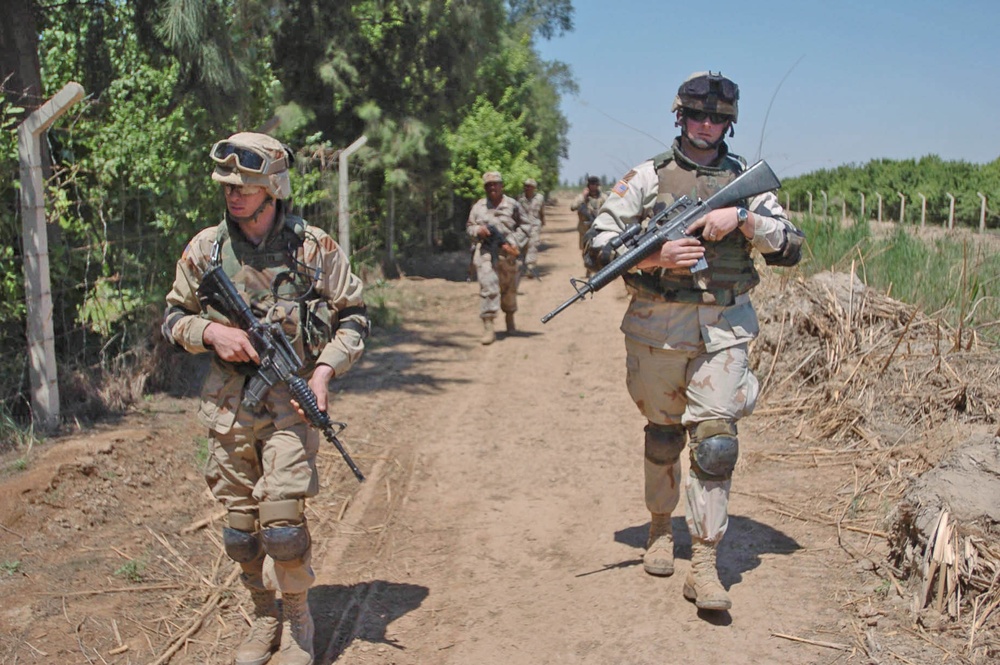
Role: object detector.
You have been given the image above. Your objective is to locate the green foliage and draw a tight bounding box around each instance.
[114,558,145,583]
[1,560,21,576]
[194,436,211,470]
[365,279,402,332]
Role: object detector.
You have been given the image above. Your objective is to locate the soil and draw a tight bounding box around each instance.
[1,196,997,664]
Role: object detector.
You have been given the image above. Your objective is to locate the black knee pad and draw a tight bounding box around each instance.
[222,527,263,563]
[688,419,739,480]
[261,525,312,562]
[644,423,686,466]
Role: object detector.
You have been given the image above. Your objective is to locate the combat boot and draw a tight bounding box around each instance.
[276,592,314,665]
[480,318,495,345]
[235,588,281,665]
[504,312,516,333]
[683,538,731,610]
[642,513,674,576]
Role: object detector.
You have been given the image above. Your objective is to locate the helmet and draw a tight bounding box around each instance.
[671,71,739,122]
[210,132,293,199]
[482,171,503,184]
[524,178,537,187]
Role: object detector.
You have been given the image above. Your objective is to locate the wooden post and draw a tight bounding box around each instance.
[977,192,986,233]
[898,192,906,224]
[860,192,865,221]
[918,193,926,229]
[876,193,883,223]
[807,191,813,215]
[338,135,368,258]
[946,193,955,230]
[821,190,828,220]
[17,82,86,432]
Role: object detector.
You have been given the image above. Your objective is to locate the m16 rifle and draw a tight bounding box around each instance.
[197,265,365,482]
[541,160,781,324]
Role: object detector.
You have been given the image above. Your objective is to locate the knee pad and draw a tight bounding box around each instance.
[644,423,686,466]
[688,419,739,480]
[223,527,263,563]
[261,525,312,561]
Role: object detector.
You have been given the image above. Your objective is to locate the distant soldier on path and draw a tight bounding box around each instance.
[570,175,607,274]
[518,177,545,278]
[466,171,531,345]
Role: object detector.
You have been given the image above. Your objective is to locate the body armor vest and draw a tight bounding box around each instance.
[205,212,336,370]
[624,149,760,306]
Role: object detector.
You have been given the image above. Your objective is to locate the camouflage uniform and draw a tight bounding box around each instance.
[589,139,798,546]
[570,189,608,250]
[466,194,530,320]
[163,204,366,595]
[517,189,545,271]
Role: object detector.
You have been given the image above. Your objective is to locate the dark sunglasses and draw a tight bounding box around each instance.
[680,74,739,103]
[684,110,732,124]
[210,141,288,175]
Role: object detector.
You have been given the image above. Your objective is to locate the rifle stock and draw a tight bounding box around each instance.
[542,160,781,324]
[197,265,365,482]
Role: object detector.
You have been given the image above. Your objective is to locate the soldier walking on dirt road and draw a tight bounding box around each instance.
[570,175,607,274]
[517,177,546,278]
[467,171,531,345]
[162,132,369,664]
[585,72,804,611]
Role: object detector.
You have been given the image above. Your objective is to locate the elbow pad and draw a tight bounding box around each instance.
[762,224,805,267]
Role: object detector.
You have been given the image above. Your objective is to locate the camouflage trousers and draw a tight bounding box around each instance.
[205,401,320,594]
[624,336,759,543]
[523,221,542,269]
[474,247,519,319]
[577,220,591,250]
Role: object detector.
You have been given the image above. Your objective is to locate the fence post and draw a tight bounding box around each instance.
[898,192,906,224]
[821,190,828,220]
[841,194,847,223]
[876,192,883,223]
[17,82,86,432]
[338,135,368,257]
[807,191,813,215]
[784,191,790,211]
[946,193,955,230]
[860,192,865,221]
[977,192,987,233]
[918,193,926,229]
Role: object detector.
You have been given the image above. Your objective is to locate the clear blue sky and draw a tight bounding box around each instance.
[535,0,1000,183]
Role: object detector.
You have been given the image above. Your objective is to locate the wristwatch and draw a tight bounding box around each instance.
[736,207,749,228]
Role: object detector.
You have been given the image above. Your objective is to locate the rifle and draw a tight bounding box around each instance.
[197,265,365,482]
[480,223,518,263]
[541,160,781,324]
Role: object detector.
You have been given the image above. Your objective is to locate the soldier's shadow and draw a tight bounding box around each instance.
[308,581,429,664]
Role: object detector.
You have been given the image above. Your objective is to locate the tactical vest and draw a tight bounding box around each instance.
[205,211,337,369]
[623,149,760,306]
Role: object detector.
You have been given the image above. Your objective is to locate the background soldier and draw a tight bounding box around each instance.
[163,132,369,665]
[585,72,804,612]
[570,175,607,274]
[466,171,530,345]
[517,177,546,278]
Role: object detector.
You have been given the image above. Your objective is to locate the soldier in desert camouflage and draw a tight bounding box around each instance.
[570,175,607,274]
[517,177,546,278]
[585,72,804,611]
[163,132,369,665]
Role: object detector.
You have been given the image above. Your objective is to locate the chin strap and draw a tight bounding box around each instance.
[229,197,275,225]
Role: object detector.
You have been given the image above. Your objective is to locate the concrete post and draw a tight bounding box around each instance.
[946,193,955,230]
[821,190,827,220]
[860,192,865,221]
[807,191,813,215]
[977,192,987,233]
[17,82,86,432]
[918,193,926,229]
[338,135,368,257]
[898,192,906,225]
[876,193,883,223]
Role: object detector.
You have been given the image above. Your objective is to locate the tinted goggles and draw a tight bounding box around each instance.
[679,74,739,103]
[210,141,287,175]
[684,109,732,124]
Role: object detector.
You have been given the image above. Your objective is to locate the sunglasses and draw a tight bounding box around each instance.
[684,110,732,124]
[223,183,264,197]
[679,74,739,103]
[211,141,287,175]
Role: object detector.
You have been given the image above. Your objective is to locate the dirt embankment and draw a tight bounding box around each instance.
[0,196,997,664]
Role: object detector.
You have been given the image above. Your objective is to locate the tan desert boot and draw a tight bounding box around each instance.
[505,312,516,333]
[235,588,281,665]
[683,538,731,610]
[276,592,314,665]
[642,513,674,576]
[481,317,496,345]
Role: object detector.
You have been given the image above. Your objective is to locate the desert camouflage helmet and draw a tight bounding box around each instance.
[210,132,293,199]
[671,71,739,122]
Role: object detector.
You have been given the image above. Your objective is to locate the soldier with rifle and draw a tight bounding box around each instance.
[163,132,369,665]
[466,171,530,345]
[570,175,607,274]
[581,72,804,612]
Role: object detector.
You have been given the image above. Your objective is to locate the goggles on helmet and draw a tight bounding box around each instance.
[679,73,739,103]
[210,141,288,175]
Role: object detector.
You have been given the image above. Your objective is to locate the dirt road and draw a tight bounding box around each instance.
[0,196,981,663]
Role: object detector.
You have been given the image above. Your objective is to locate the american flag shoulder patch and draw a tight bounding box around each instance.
[612,180,629,196]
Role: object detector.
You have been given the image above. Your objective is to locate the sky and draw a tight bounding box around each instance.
[534,0,1000,183]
